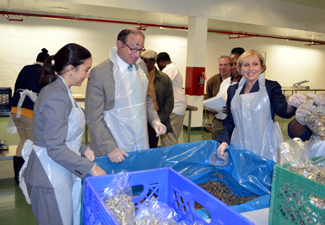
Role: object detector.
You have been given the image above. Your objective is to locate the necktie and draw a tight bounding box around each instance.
[128,65,132,71]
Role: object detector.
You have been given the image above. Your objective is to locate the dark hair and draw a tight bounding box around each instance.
[231,47,245,56]
[157,52,171,62]
[40,43,91,87]
[36,48,49,63]
[117,28,145,42]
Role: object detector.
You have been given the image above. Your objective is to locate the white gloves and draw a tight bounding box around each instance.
[288,94,307,108]
[315,93,325,106]
[153,120,167,137]
[90,163,106,176]
[84,148,95,161]
[296,101,316,125]
[107,148,129,163]
[217,142,229,159]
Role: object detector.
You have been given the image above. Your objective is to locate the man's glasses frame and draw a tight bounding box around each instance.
[122,41,146,53]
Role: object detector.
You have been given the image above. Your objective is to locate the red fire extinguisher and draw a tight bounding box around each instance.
[199,72,206,88]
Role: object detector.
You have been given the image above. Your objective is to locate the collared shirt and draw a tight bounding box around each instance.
[116,53,135,72]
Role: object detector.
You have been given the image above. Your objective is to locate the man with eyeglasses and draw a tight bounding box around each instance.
[85,28,167,163]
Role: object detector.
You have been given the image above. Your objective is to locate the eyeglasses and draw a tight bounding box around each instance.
[122,41,146,53]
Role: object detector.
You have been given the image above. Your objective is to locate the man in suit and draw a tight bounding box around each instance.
[206,55,231,140]
[141,50,174,148]
[85,28,167,163]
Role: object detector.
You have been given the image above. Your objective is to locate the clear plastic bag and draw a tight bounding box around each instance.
[6,114,17,134]
[135,197,180,225]
[280,138,325,210]
[99,172,135,225]
[306,105,325,141]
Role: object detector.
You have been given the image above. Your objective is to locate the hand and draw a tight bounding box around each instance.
[153,120,167,137]
[107,148,129,163]
[221,106,227,114]
[288,94,307,108]
[90,164,106,176]
[207,107,218,115]
[84,148,95,161]
[315,93,325,106]
[217,142,229,159]
[296,101,316,125]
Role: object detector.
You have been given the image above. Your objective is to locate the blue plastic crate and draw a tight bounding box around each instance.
[84,167,254,225]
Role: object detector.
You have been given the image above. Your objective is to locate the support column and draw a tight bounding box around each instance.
[184,16,207,129]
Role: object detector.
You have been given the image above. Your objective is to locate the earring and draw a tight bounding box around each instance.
[70,73,72,76]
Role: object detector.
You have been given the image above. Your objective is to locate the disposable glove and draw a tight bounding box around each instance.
[315,93,325,106]
[90,163,106,176]
[288,94,307,108]
[217,142,229,159]
[107,148,129,163]
[84,148,95,161]
[153,120,167,136]
[296,101,316,125]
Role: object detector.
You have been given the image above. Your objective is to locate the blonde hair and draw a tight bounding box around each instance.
[237,49,266,74]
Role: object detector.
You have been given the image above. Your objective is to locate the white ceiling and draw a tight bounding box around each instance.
[1,0,325,44]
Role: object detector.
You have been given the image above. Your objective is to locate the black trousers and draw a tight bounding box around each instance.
[148,122,159,148]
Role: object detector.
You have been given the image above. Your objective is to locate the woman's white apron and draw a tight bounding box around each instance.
[20,76,85,225]
[230,75,283,162]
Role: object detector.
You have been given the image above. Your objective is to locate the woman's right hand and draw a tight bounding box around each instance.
[217,142,229,159]
[90,164,106,176]
[107,148,129,163]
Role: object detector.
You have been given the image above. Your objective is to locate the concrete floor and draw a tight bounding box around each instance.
[0,113,293,225]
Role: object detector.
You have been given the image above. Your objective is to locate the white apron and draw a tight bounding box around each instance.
[230,75,283,162]
[16,89,38,118]
[20,76,85,225]
[7,89,38,134]
[103,48,149,152]
[306,136,325,158]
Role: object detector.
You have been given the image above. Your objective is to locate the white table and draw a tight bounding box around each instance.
[0,145,17,160]
[241,208,269,225]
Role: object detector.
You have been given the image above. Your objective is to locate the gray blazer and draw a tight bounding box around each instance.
[85,58,159,156]
[25,78,93,187]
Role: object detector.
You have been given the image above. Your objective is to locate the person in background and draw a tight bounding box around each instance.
[216,48,245,106]
[206,55,231,140]
[217,49,306,162]
[141,50,174,148]
[10,48,49,182]
[288,93,325,157]
[231,47,245,55]
[85,28,166,162]
[19,43,106,225]
[157,52,187,146]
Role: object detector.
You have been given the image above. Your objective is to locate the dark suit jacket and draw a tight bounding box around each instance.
[153,67,174,133]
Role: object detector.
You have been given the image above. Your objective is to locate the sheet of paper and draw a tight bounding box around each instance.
[203,96,227,120]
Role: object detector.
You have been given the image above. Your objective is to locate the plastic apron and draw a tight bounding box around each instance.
[19,76,85,225]
[7,89,38,134]
[16,89,38,118]
[306,136,325,158]
[230,75,283,162]
[103,48,149,152]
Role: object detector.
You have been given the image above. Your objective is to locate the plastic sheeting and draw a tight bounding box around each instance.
[93,140,275,213]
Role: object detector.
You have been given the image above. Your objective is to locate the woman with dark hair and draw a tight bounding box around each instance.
[19,43,106,225]
[10,48,49,183]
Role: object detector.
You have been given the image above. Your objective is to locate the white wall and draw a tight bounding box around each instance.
[206,33,325,90]
[1,16,325,96]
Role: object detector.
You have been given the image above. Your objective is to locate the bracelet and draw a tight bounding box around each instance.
[90,163,97,174]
